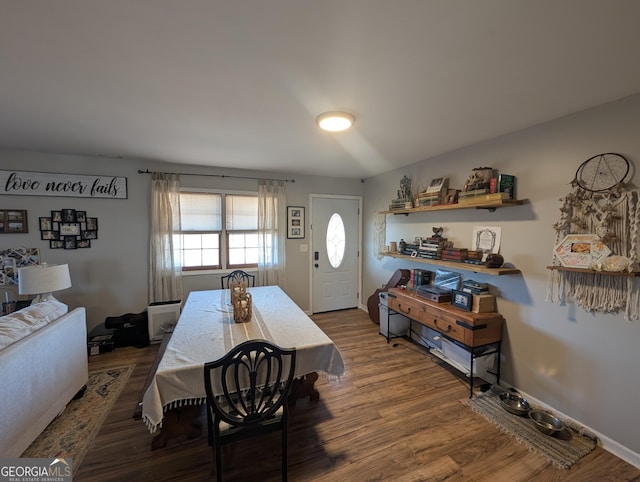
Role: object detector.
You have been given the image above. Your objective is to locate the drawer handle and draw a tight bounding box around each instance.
[433,319,452,332]
[398,304,411,315]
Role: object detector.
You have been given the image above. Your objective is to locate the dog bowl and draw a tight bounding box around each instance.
[499,391,531,416]
[529,410,565,436]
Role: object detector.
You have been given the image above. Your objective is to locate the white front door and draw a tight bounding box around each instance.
[310,195,361,313]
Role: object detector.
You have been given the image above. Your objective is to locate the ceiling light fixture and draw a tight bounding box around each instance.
[315,111,355,132]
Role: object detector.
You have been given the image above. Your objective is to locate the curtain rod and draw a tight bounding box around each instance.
[137,169,295,183]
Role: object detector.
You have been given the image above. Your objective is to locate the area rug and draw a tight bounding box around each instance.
[462,389,598,469]
[21,364,135,470]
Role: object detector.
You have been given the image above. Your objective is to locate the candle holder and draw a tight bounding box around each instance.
[230,281,247,304]
[233,292,252,323]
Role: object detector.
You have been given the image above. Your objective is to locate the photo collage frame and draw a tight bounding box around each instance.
[39,209,98,249]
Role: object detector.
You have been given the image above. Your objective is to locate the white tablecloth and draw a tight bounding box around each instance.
[142,286,345,432]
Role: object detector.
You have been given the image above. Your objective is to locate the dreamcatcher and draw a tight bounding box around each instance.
[547,153,640,320]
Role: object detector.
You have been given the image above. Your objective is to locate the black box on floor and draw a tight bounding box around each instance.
[105,311,149,348]
[88,334,115,356]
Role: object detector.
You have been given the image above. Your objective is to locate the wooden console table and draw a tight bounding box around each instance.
[386,287,503,398]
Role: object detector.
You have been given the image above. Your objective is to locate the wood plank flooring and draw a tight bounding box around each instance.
[76,308,640,481]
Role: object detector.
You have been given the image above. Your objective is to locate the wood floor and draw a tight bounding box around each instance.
[77,308,640,481]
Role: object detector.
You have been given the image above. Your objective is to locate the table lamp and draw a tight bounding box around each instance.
[18,263,72,303]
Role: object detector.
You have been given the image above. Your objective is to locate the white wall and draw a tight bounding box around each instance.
[0,151,362,332]
[362,94,640,465]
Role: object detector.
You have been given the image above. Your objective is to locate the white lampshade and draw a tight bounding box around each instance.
[18,264,72,303]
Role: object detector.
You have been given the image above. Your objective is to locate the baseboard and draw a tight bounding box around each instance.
[501,383,640,469]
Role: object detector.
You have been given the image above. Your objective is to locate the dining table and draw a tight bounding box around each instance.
[141,285,345,448]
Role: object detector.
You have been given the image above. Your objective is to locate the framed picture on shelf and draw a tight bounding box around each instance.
[287,206,305,239]
[451,290,472,311]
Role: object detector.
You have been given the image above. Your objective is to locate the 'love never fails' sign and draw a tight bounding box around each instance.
[1,170,127,199]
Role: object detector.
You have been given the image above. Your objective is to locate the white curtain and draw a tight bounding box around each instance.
[257,179,286,287]
[149,172,183,303]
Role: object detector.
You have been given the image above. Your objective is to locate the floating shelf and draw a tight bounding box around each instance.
[380,252,521,276]
[546,265,640,277]
[381,199,525,215]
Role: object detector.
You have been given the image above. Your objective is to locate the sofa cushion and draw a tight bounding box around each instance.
[0,300,68,351]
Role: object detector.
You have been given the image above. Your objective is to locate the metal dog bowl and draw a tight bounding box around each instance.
[499,391,531,416]
[529,410,565,436]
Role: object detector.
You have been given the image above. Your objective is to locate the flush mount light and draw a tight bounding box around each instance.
[315,111,355,132]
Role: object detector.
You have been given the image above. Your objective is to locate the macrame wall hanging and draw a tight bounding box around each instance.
[373,210,386,260]
[546,153,640,320]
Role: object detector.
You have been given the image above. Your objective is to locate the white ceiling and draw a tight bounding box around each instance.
[2,1,640,179]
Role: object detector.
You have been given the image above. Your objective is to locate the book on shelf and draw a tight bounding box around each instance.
[463,280,488,290]
[463,258,485,265]
[442,248,468,255]
[410,269,431,288]
[497,174,516,199]
[472,293,496,313]
[418,252,441,259]
[458,188,489,198]
[462,286,490,295]
[457,192,511,205]
[441,256,465,262]
[389,200,413,210]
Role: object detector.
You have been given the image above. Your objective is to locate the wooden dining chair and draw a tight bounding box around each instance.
[203,339,297,482]
[220,269,256,289]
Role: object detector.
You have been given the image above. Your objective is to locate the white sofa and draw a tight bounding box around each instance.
[0,301,88,457]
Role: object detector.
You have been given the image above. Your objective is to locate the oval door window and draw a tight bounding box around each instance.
[326,213,346,268]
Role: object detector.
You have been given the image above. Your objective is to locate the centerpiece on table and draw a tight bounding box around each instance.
[231,281,252,323]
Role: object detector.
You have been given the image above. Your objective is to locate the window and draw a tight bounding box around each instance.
[326,213,346,268]
[176,191,258,271]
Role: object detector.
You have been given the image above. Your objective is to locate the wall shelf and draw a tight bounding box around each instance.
[380,252,520,276]
[546,265,640,277]
[381,199,525,215]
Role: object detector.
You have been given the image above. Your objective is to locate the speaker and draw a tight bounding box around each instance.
[147,300,181,342]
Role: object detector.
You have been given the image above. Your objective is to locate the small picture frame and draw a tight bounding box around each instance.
[51,210,62,222]
[64,236,77,250]
[62,208,77,223]
[451,290,472,311]
[86,217,98,230]
[39,217,52,231]
[287,206,305,239]
[41,230,58,241]
[60,222,81,236]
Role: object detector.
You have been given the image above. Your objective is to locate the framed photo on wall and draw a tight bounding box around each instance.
[0,210,28,233]
[287,206,305,239]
